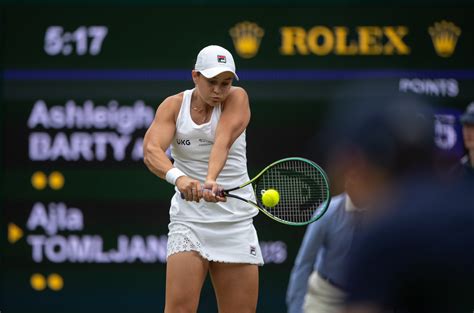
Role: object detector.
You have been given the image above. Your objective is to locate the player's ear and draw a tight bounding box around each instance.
[191,70,199,84]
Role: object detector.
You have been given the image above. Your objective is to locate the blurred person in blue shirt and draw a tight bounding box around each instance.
[339,100,474,313]
[344,179,474,313]
[285,99,433,313]
[286,188,364,313]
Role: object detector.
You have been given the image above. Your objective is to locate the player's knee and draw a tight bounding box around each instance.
[164,303,198,313]
[218,301,256,313]
[165,296,199,313]
[219,306,256,313]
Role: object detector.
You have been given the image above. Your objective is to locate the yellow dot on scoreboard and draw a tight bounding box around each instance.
[47,273,64,291]
[31,171,48,190]
[30,273,46,291]
[49,171,65,190]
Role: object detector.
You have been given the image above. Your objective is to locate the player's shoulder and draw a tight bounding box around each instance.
[222,87,249,110]
[154,92,185,122]
[228,86,248,100]
[157,92,184,112]
[230,86,247,94]
[162,92,184,107]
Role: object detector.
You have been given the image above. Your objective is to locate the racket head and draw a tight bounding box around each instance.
[251,157,331,226]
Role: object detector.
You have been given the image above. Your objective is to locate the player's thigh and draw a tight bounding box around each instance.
[209,262,259,313]
[165,251,209,313]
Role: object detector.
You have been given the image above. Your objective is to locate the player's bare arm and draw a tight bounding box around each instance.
[143,94,203,201]
[143,94,180,178]
[204,87,250,201]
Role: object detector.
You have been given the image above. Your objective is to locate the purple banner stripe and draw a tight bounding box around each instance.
[3,69,474,81]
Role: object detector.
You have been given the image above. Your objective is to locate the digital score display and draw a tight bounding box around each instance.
[1,6,473,313]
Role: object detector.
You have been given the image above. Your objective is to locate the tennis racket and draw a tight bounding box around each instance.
[182,157,331,226]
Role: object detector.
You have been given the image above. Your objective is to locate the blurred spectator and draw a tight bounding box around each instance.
[452,102,474,178]
[339,101,474,313]
[324,99,436,218]
[287,99,435,313]
[285,190,362,313]
[286,159,382,313]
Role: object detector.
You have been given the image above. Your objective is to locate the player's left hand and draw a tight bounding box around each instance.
[202,179,226,203]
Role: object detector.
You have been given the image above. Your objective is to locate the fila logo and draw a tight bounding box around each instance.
[176,139,191,145]
[250,245,257,256]
[217,55,226,63]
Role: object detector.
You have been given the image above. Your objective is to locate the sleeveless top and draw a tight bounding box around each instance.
[169,89,258,223]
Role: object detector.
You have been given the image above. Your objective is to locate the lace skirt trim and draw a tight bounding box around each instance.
[166,222,264,265]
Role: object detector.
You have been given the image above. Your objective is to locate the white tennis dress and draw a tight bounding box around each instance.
[167,89,263,265]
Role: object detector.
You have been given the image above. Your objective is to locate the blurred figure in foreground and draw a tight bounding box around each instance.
[286,151,386,313]
[338,101,474,313]
[287,99,436,313]
[452,102,474,178]
[286,189,363,313]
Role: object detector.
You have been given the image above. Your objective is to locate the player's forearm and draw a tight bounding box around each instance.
[206,142,230,181]
[143,144,173,179]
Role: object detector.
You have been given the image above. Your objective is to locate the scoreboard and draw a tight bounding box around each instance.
[1,6,473,313]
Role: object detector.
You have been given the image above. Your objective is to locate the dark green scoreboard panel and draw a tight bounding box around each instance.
[2,6,473,313]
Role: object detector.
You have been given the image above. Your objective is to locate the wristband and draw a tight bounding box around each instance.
[165,168,185,185]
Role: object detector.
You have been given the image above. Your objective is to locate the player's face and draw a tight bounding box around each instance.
[463,124,474,150]
[193,71,234,105]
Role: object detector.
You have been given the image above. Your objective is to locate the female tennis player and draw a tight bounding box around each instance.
[143,45,262,313]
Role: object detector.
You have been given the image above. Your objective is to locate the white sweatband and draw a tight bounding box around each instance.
[165,168,185,185]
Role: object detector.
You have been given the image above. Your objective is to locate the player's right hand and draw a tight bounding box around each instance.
[176,176,202,202]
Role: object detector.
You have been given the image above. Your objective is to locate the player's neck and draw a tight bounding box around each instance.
[191,90,211,113]
[191,103,209,113]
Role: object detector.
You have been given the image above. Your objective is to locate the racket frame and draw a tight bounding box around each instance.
[223,157,331,226]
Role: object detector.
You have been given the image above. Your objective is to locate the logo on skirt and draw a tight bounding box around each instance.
[250,245,257,256]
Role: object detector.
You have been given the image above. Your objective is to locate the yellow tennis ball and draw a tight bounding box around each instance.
[262,189,280,207]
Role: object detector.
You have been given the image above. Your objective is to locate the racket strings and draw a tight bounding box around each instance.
[255,159,329,224]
